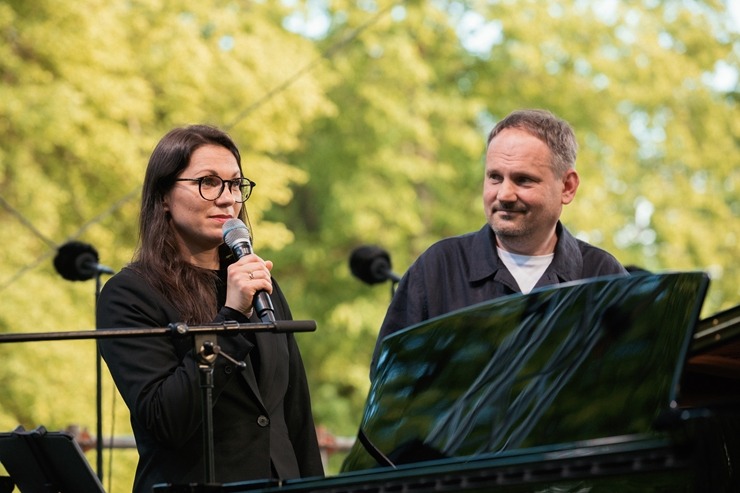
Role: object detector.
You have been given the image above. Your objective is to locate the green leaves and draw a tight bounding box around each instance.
[0,0,737,483]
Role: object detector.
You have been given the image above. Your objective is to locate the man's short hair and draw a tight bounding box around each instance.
[487,109,578,177]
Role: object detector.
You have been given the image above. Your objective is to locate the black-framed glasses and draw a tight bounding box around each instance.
[173,175,256,203]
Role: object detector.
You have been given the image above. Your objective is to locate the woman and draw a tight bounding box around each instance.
[97,125,324,492]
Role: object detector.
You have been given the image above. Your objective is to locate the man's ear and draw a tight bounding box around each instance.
[561,169,579,205]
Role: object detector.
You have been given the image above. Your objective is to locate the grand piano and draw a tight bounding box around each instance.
[189,272,740,492]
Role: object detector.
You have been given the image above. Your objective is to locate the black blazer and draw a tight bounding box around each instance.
[97,266,323,493]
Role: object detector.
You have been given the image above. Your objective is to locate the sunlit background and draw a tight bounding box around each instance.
[0,1,738,491]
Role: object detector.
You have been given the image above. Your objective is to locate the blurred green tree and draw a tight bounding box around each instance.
[271,0,739,445]
[0,0,737,487]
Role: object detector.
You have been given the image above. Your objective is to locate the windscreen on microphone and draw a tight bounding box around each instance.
[349,245,399,285]
[54,241,102,281]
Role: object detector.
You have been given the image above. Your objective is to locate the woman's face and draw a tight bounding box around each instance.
[163,144,243,267]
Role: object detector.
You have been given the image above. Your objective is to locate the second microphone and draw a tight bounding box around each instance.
[222,218,276,323]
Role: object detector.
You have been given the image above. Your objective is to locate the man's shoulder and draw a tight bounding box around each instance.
[410,227,495,280]
[573,238,627,275]
[571,234,619,259]
[556,224,627,277]
[424,226,488,254]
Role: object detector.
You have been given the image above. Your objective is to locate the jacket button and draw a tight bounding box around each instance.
[224,365,233,374]
[257,415,270,427]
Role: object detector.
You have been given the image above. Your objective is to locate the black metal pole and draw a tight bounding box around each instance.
[94,273,104,482]
[196,337,217,484]
[200,365,215,483]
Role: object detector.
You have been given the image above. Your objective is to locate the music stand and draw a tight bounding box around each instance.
[0,425,105,493]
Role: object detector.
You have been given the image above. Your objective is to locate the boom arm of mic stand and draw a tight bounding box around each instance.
[0,320,317,344]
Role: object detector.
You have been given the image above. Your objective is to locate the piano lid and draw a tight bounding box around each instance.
[342,272,709,472]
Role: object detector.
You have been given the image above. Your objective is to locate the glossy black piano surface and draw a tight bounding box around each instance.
[189,272,740,492]
[342,272,709,471]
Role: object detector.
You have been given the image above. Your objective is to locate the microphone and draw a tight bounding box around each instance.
[54,241,115,281]
[349,245,401,285]
[222,218,276,323]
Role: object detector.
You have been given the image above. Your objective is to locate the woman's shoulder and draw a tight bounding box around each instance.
[103,263,146,289]
[97,263,178,328]
[99,263,166,304]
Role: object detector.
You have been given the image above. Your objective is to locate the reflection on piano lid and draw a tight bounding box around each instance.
[342,272,710,473]
[216,272,740,492]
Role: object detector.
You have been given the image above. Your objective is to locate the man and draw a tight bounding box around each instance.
[370,109,627,377]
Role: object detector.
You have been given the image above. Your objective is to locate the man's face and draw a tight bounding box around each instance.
[483,127,579,255]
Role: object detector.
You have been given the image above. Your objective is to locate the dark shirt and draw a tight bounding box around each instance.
[97,265,324,493]
[370,222,627,376]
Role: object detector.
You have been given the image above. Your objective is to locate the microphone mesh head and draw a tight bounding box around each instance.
[222,218,251,248]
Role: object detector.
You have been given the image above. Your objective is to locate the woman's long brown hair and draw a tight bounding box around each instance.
[132,124,249,323]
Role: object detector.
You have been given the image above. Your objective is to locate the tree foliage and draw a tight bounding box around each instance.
[0,0,737,487]
[272,0,739,438]
[0,0,332,489]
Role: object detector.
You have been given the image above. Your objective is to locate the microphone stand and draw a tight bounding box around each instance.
[0,319,316,486]
[94,273,104,482]
[196,335,218,485]
[189,331,248,485]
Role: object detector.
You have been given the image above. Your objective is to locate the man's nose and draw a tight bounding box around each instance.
[497,179,517,201]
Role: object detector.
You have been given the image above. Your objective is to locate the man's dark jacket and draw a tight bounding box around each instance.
[370,222,628,376]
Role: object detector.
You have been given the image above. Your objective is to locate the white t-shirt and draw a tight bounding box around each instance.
[497,247,554,294]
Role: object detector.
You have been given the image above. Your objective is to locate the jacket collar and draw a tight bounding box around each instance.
[467,221,583,285]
